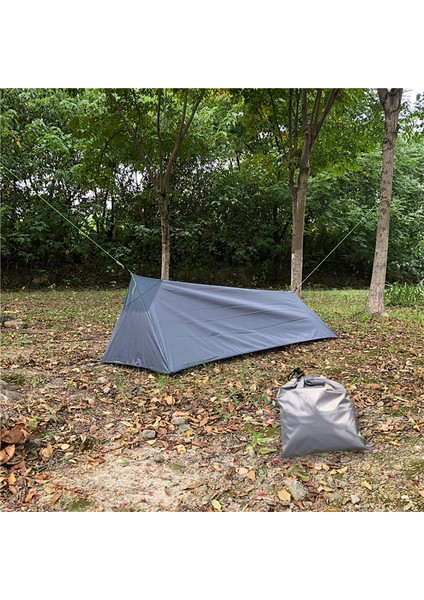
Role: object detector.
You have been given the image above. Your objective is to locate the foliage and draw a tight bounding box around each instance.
[304,139,424,284]
[1,88,423,288]
[385,283,424,307]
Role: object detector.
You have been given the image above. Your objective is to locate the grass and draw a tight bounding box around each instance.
[385,283,424,307]
[1,285,423,513]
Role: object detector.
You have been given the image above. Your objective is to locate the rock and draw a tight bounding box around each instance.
[177,424,191,433]
[285,479,308,501]
[152,453,165,463]
[0,404,11,427]
[328,492,343,504]
[96,377,108,384]
[0,384,23,403]
[171,417,187,425]
[2,320,27,329]
[141,429,156,441]
[0,381,22,426]
[351,493,361,505]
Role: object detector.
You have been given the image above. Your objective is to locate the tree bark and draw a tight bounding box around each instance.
[365,88,403,316]
[291,158,310,294]
[158,192,170,279]
[289,89,339,295]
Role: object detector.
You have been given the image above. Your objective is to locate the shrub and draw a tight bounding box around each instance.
[385,283,424,307]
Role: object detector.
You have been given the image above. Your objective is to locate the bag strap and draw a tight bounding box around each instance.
[287,367,305,381]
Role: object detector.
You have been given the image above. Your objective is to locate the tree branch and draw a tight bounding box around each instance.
[301,89,309,131]
[267,89,283,155]
[105,89,158,190]
[377,88,389,105]
[157,89,164,186]
[378,88,403,112]
[315,88,340,136]
[311,89,322,131]
[162,88,205,191]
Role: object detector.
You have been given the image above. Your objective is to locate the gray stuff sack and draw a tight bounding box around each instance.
[276,371,370,458]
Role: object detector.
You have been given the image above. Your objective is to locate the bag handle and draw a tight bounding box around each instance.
[286,369,347,394]
[287,367,305,381]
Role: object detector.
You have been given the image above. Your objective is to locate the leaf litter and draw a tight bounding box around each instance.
[1,289,423,512]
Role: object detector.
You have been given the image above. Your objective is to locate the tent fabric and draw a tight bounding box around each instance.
[102,274,338,374]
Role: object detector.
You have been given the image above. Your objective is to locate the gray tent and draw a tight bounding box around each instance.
[102,274,338,374]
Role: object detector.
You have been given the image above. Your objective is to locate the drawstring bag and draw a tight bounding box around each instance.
[276,368,370,458]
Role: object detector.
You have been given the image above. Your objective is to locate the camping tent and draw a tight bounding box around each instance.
[102,274,338,374]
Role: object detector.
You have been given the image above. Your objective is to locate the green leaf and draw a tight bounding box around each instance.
[211,499,222,511]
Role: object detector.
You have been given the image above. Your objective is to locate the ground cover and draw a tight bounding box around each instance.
[1,288,423,512]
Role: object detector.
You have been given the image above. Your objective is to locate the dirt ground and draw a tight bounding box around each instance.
[1,289,423,513]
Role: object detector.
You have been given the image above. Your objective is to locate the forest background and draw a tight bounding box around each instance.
[1,87,423,291]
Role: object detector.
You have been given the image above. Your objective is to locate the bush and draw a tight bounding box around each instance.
[385,283,424,307]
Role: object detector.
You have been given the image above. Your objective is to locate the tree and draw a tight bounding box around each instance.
[366,88,403,316]
[0,88,90,274]
[233,88,381,291]
[106,89,205,280]
[286,89,340,294]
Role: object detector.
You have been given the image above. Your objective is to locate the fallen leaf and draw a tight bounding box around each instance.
[49,492,62,506]
[24,490,37,503]
[1,424,30,445]
[277,489,291,502]
[7,472,16,485]
[40,443,53,462]
[211,499,222,511]
[418,490,424,498]
[239,485,256,497]
[288,464,309,481]
[33,473,50,482]
[0,444,15,465]
[259,447,276,456]
[246,470,256,481]
[237,467,249,475]
[361,480,372,491]
[43,484,56,494]
[183,481,208,490]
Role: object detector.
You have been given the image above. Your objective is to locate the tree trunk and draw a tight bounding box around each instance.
[366,89,403,316]
[158,192,170,280]
[287,89,339,295]
[291,166,310,294]
[291,129,312,295]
